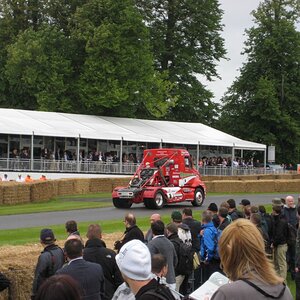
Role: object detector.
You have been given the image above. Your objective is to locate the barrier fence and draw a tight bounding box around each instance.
[0,158,291,176]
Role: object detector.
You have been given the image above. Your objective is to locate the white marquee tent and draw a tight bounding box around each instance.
[0,108,265,151]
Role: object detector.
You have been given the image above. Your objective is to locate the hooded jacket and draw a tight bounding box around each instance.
[200,221,218,262]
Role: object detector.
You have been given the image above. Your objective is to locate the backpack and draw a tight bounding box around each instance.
[144,283,176,300]
[44,246,64,277]
[175,241,194,275]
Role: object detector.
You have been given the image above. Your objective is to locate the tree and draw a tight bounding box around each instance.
[5,26,73,111]
[72,0,173,118]
[218,0,300,163]
[136,0,226,124]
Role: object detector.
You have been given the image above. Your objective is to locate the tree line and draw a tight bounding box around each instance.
[0,0,299,163]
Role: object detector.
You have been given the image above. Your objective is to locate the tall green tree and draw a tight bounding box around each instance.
[5,26,73,111]
[218,0,300,163]
[72,0,173,118]
[136,0,226,124]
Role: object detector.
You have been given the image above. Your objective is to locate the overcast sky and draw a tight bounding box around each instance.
[206,0,262,103]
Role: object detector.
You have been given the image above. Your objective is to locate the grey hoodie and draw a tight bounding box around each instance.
[211,279,293,300]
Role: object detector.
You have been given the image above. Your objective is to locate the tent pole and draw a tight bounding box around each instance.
[120,137,123,173]
[196,141,200,172]
[77,134,80,172]
[31,131,34,171]
[231,143,235,176]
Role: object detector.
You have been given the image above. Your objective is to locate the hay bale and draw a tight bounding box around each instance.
[2,183,31,205]
[245,180,275,193]
[57,179,75,196]
[0,185,3,204]
[31,181,58,203]
[207,180,246,193]
[73,178,91,194]
[275,180,300,192]
[89,178,113,193]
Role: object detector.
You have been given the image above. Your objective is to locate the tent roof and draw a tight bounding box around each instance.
[0,108,266,150]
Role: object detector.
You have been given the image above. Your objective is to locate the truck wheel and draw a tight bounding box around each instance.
[153,191,165,209]
[192,188,204,207]
[113,198,132,209]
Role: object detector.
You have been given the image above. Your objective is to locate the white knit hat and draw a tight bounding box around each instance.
[116,239,152,280]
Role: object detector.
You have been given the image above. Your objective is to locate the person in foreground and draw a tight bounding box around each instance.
[211,219,293,300]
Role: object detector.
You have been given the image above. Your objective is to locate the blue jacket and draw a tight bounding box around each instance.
[200,222,218,262]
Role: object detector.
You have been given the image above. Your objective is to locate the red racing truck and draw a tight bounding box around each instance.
[112,148,206,209]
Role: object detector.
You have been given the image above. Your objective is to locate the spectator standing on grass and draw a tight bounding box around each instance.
[32,229,65,299]
[166,222,187,292]
[272,205,289,281]
[211,219,293,300]
[83,224,123,300]
[283,195,297,280]
[207,202,220,228]
[65,220,83,242]
[114,213,144,252]
[171,211,192,245]
[116,239,175,300]
[148,220,178,289]
[227,199,244,221]
[145,213,161,244]
[56,239,105,300]
[295,206,300,299]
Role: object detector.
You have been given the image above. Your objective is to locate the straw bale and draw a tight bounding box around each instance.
[0,185,3,204]
[2,183,31,205]
[89,178,113,193]
[73,178,91,194]
[0,232,123,300]
[31,181,58,203]
[245,180,275,193]
[274,180,300,192]
[57,179,75,196]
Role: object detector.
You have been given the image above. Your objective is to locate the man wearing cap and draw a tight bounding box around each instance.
[116,239,175,299]
[207,203,220,228]
[32,228,65,299]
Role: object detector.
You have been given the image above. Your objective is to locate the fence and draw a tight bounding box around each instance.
[0,158,290,176]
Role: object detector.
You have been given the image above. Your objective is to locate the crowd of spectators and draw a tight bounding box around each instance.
[0,174,46,182]
[1,196,299,299]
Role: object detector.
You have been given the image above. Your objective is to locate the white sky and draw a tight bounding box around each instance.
[206,0,262,103]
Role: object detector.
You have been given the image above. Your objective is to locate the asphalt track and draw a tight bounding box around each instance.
[0,193,298,230]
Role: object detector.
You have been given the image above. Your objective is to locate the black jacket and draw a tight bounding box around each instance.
[115,225,144,251]
[182,217,202,252]
[218,218,230,231]
[168,233,182,276]
[135,278,175,300]
[56,258,105,300]
[272,214,289,246]
[83,239,123,300]
[32,244,65,296]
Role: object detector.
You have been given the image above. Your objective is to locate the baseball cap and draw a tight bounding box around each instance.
[40,228,55,244]
[116,239,152,281]
[272,198,283,206]
[171,210,182,222]
[207,202,218,212]
[240,199,251,206]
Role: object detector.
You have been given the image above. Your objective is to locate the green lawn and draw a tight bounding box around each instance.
[0,193,112,215]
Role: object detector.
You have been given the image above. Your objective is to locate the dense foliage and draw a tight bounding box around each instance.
[218,0,300,163]
[0,0,225,121]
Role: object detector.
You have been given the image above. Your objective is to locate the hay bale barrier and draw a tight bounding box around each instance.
[0,234,121,300]
[0,175,300,205]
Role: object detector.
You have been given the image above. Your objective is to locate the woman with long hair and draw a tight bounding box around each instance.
[211,218,292,299]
